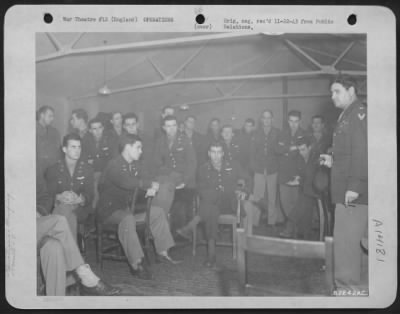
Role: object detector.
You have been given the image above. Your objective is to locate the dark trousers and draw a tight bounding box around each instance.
[170,188,195,232]
[199,191,235,240]
[287,192,317,238]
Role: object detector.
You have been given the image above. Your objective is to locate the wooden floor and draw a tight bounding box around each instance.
[82,223,368,296]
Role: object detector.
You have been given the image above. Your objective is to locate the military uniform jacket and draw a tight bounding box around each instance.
[221,136,243,164]
[86,133,118,172]
[45,159,94,211]
[309,132,332,162]
[198,159,251,206]
[36,122,61,173]
[250,127,280,175]
[153,133,197,188]
[295,152,321,198]
[331,100,368,205]
[237,131,256,173]
[276,128,307,184]
[182,130,206,167]
[97,155,151,222]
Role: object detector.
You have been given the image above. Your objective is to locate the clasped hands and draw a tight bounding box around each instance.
[56,190,85,209]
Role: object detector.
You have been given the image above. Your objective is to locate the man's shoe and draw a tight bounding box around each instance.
[130,263,153,280]
[158,254,183,265]
[80,280,121,296]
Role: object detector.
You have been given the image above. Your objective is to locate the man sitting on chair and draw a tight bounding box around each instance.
[279,136,321,239]
[37,170,120,296]
[97,134,181,280]
[177,142,260,268]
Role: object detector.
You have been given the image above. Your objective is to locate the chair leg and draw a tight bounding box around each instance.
[192,224,197,256]
[232,223,237,259]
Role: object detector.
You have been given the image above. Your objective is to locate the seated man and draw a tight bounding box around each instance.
[45,133,94,241]
[37,172,120,296]
[177,142,260,267]
[97,134,181,280]
[153,115,197,232]
[279,137,320,239]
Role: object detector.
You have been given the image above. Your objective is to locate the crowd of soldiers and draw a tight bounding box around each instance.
[36,74,368,296]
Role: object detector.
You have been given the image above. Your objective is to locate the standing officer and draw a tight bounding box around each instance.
[220,124,243,165]
[181,115,206,167]
[97,134,180,280]
[36,106,61,177]
[153,105,175,141]
[276,110,307,220]
[250,110,282,226]
[45,133,94,240]
[86,117,118,207]
[321,75,368,293]
[70,108,91,160]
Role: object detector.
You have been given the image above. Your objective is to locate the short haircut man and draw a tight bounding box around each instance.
[71,108,89,123]
[62,132,81,148]
[37,106,55,121]
[288,110,301,120]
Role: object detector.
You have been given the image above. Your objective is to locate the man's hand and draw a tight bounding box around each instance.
[345,190,359,207]
[286,176,300,186]
[151,182,160,192]
[235,190,247,200]
[175,183,185,190]
[320,154,333,168]
[289,145,298,152]
[145,187,157,198]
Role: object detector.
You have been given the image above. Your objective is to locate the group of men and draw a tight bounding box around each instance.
[36,74,368,295]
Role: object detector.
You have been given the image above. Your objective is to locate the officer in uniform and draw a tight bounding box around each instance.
[70,108,91,160]
[321,75,368,293]
[36,106,62,178]
[45,133,94,241]
[97,133,180,280]
[276,110,307,220]
[178,142,260,267]
[220,124,243,165]
[250,110,282,225]
[37,168,120,296]
[86,117,118,207]
[153,115,197,231]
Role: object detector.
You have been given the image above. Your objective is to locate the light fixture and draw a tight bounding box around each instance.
[98,40,111,96]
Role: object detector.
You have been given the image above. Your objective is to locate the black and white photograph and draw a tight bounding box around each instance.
[4,5,397,309]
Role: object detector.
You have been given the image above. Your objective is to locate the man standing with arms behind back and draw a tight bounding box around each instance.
[321,75,368,294]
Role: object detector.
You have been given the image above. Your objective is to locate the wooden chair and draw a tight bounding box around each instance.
[95,188,156,270]
[236,209,334,295]
[192,196,247,259]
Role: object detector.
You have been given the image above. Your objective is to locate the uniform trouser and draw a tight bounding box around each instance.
[279,184,299,219]
[199,193,260,240]
[170,188,196,231]
[103,206,175,267]
[37,215,84,296]
[151,176,176,216]
[253,172,283,224]
[334,203,368,291]
[287,193,316,237]
[53,203,78,242]
[93,172,102,208]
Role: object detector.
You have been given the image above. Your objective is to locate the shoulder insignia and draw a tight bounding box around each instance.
[358,113,366,120]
